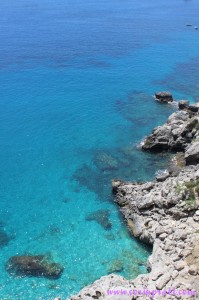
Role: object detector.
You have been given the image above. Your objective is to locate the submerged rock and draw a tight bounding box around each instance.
[107,259,124,274]
[0,228,13,248]
[104,232,115,240]
[93,152,118,172]
[73,164,110,200]
[155,91,173,103]
[85,209,112,230]
[6,255,63,279]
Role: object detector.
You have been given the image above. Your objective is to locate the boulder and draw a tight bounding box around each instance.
[112,179,123,194]
[178,100,190,110]
[185,142,199,165]
[6,255,63,279]
[142,111,198,152]
[189,105,199,113]
[155,169,170,182]
[168,152,186,176]
[155,91,173,103]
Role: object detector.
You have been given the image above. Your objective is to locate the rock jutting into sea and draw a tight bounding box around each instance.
[142,101,199,152]
[155,91,173,103]
[66,97,199,300]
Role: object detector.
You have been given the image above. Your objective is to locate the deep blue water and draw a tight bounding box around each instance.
[1,0,199,299]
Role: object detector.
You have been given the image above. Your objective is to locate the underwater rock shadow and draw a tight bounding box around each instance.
[5,254,64,280]
[0,227,15,248]
[85,209,112,230]
[115,91,156,123]
[153,55,199,101]
[92,151,118,172]
[72,164,114,201]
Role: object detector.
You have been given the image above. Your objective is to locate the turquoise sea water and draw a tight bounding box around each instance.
[1,0,199,299]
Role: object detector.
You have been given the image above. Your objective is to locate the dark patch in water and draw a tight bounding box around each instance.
[48,226,61,235]
[93,151,118,171]
[0,228,14,248]
[115,90,175,136]
[155,56,199,101]
[72,145,172,200]
[85,209,112,230]
[115,91,155,123]
[73,164,112,201]
[63,197,71,204]
[6,255,64,279]
[34,225,62,242]
[107,259,124,274]
[105,232,115,240]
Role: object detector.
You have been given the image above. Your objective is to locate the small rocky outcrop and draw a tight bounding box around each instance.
[142,110,199,152]
[178,100,190,110]
[189,105,199,113]
[155,91,173,103]
[178,100,199,114]
[6,255,63,279]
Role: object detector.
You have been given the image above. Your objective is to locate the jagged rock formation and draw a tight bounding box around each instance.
[112,166,199,299]
[68,166,199,300]
[155,92,173,103]
[142,109,199,152]
[66,102,199,300]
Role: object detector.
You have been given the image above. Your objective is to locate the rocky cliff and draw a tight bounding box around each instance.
[67,99,199,300]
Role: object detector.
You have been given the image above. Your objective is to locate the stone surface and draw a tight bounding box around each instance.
[189,105,199,113]
[142,111,199,152]
[178,100,190,110]
[155,169,170,182]
[67,165,199,300]
[155,91,173,103]
[185,142,199,165]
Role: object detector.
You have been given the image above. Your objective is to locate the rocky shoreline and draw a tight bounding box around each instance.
[67,94,199,300]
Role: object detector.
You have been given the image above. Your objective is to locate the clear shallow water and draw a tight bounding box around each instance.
[1,0,199,299]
